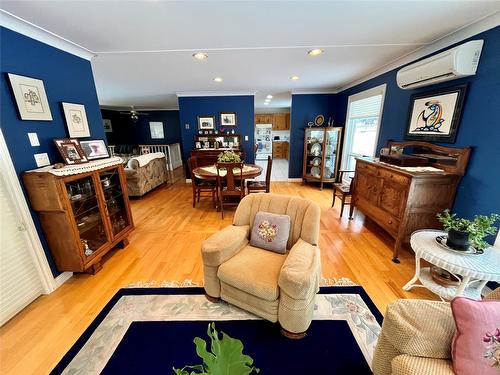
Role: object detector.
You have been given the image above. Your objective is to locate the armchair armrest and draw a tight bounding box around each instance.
[124,168,138,179]
[382,299,455,359]
[278,238,321,300]
[201,225,249,267]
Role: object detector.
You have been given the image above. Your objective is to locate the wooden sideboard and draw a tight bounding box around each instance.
[352,141,470,262]
[23,162,134,274]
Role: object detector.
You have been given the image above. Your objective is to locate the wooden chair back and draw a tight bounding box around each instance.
[264,156,273,191]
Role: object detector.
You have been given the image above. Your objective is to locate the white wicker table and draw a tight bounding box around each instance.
[404,229,500,300]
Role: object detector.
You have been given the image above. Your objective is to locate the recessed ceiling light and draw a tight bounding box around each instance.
[192,52,208,60]
[308,48,324,56]
[290,75,300,80]
[264,102,269,105]
[266,95,273,99]
[213,77,223,82]
[265,98,271,102]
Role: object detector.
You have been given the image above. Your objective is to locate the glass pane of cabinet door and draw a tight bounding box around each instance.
[65,176,108,258]
[99,168,130,237]
[304,128,324,178]
[324,128,341,180]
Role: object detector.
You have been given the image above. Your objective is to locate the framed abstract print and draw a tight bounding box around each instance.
[8,73,53,121]
[62,102,91,138]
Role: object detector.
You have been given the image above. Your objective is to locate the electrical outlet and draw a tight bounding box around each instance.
[244,135,249,141]
[34,153,50,167]
[185,123,190,129]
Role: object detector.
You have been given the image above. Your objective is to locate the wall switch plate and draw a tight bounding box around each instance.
[34,153,50,167]
[185,123,190,129]
[244,135,249,141]
[28,132,40,146]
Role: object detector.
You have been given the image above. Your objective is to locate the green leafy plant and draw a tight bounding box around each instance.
[173,322,259,375]
[437,209,500,250]
[217,150,241,163]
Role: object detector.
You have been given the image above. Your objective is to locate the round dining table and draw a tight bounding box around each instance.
[192,163,263,180]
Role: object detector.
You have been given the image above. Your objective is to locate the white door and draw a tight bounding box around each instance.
[0,167,44,326]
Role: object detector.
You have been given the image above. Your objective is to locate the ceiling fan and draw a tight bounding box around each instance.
[120,106,149,122]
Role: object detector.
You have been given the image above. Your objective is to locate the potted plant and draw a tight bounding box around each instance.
[217,150,241,163]
[437,209,500,251]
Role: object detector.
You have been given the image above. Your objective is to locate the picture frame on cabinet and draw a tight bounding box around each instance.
[405,84,467,143]
[80,139,110,160]
[198,115,215,130]
[7,73,53,121]
[54,138,88,165]
[62,102,91,138]
[220,112,237,127]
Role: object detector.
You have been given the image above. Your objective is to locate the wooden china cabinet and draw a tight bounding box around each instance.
[23,160,134,274]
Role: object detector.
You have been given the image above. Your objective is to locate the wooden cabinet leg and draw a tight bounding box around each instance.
[117,237,130,249]
[85,261,102,275]
[392,238,401,263]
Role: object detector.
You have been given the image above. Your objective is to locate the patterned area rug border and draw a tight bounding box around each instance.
[125,277,357,288]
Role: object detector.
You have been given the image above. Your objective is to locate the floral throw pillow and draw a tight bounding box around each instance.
[250,211,290,254]
[451,297,500,375]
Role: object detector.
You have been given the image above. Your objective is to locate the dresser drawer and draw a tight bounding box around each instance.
[355,196,401,237]
[377,168,409,186]
[357,161,378,175]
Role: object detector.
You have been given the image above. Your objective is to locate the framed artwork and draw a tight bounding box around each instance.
[80,139,110,160]
[149,121,164,139]
[405,84,467,143]
[220,112,237,127]
[7,73,53,121]
[197,115,215,130]
[62,102,90,138]
[54,138,88,165]
[103,119,113,133]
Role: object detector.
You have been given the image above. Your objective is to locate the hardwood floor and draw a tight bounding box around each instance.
[0,169,435,374]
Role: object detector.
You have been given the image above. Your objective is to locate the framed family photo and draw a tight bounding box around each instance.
[220,112,237,127]
[405,84,467,143]
[62,102,91,138]
[197,115,215,130]
[54,138,88,165]
[80,139,110,160]
[8,73,53,121]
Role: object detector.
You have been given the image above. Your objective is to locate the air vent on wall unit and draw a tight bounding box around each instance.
[396,40,484,89]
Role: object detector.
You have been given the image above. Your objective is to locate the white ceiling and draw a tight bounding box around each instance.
[2,1,499,109]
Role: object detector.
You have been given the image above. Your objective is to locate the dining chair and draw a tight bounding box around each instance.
[246,155,272,194]
[215,162,244,219]
[189,157,218,208]
[332,170,355,219]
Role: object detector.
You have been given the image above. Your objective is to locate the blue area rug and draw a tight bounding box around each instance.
[51,286,383,374]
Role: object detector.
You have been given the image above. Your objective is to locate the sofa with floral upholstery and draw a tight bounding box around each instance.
[124,152,169,197]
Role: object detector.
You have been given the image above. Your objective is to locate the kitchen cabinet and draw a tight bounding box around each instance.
[23,161,134,274]
[272,114,288,130]
[255,113,290,130]
[272,141,289,159]
[255,114,273,124]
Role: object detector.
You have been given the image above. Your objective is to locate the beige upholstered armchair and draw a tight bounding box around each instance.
[201,193,321,338]
[373,288,500,375]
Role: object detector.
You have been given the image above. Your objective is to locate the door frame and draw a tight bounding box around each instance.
[341,84,387,173]
[0,128,66,294]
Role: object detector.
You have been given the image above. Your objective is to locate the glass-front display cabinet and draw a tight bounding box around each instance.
[23,163,133,274]
[302,127,343,189]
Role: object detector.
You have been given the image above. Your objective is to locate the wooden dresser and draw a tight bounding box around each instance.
[352,141,470,262]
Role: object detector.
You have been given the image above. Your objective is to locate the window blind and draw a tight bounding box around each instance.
[348,94,383,119]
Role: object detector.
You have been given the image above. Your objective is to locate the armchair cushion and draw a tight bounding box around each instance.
[218,245,286,301]
[201,225,249,267]
[250,211,290,254]
[278,238,321,300]
[391,355,454,375]
[383,299,455,359]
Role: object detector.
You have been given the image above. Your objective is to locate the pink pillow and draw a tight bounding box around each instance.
[451,297,500,375]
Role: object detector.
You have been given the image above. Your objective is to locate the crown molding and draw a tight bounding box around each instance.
[100,105,179,111]
[291,89,339,95]
[337,11,500,93]
[176,91,256,98]
[0,9,96,61]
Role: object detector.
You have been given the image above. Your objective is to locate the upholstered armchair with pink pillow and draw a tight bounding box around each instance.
[201,193,321,338]
[373,288,500,375]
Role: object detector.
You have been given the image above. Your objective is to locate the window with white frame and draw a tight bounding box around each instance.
[341,84,386,176]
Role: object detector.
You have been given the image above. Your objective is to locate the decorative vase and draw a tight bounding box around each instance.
[446,229,470,251]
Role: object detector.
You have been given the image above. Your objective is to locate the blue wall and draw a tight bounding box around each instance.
[335,26,500,219]
[178,95,255,164]
[289,94,339,178]
[0,27,106,276]
[101,109,181,146]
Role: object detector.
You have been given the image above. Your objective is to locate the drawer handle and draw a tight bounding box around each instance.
[388,220,393,224]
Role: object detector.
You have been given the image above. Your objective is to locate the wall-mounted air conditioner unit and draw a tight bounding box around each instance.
[396,40,484,89]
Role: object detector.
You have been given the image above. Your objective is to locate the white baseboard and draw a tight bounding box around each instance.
[287,178,302,182]
[53,272,73,289]
[185,179,192,183]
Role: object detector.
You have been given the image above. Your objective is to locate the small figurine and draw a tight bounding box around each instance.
[81,239,93,257]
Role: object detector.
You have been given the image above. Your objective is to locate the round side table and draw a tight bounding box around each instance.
[404,229,500,300]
